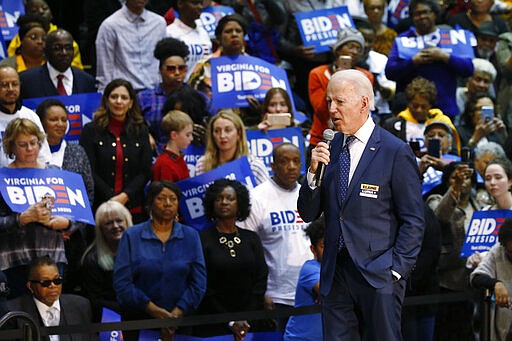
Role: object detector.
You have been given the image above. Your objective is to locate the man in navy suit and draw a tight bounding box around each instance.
[19,29,96,100]
[297,69,425,340]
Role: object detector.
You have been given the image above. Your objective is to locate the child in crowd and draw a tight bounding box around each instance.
[284,217,324,341]
[151,110,193,182]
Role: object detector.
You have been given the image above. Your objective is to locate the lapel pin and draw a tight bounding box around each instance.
[370,147,376,151]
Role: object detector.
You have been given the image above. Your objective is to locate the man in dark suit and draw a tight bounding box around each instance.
[297,69,425,340]
[8,256,96,341]
[19,29,96,100]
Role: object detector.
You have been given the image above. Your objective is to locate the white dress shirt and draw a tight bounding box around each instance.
[33,297,61,341]
[47,63,73,95]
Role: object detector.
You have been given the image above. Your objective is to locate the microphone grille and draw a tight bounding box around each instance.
[323,129,335,141]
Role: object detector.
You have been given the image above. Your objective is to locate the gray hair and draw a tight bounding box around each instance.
[472,58,497,81]
[475,141,505,159]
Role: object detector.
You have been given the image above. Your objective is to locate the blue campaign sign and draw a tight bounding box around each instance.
[294,7,354,53]
[99,308,122,341]
[422,154,460,195]
[387,0,409,29]
[396,29,476,59]
[0,168,95,225]
[460,210,512,257]
[211,55,294,109]
[138,331,284,341]
[198,6,234,39]
[183,143,206,178]
[0,29,6,60]
[177,156,256,231]
[246,127,306,176]
[23,92,101,143]
[0,0,24,41]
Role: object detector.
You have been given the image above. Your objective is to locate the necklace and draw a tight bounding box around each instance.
[218,227,241,258]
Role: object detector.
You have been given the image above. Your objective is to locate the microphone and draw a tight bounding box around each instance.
[315,129,335,187]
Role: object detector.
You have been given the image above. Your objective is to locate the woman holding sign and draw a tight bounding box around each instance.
[0,118,70,297]
[80,79,152,224]
[195,110,270,185]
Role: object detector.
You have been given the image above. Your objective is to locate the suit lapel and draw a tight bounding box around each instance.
[343,126,381,206]
[42,65,58,96]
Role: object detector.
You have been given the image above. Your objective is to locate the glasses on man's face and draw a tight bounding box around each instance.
[15,139,41,150]
[165,64,188,75]
[29,277,63,287]
[50,44,73,53]
[0,81,20,89]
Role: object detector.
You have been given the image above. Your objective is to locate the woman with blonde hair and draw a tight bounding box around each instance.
[81,200,133,321]
[195,110,269,184]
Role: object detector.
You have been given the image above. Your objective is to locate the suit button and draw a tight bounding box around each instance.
[339,216,344,221]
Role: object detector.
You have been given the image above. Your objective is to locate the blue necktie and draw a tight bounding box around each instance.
[338,135,356,250]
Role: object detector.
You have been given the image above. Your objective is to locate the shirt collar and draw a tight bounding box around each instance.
[47,63,72,80]
[122,4,147,23]
[141,220,185,241]
[33,297,61,316]
[351,115,375,145]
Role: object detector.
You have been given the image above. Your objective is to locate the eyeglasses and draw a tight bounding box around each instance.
[29,277,63,287]
[50,44,73,52]
[15,139,41,150]
[0,81,19,89]
[165,65,188,74]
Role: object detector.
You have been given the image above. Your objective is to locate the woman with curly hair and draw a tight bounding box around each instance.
[196,179,268,340]
[80,79,152,223]
[195,110,270,185]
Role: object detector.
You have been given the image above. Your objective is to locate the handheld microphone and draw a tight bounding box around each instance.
[315,129,335,187]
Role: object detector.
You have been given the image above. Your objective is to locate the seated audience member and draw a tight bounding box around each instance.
[385,0,474,118]
[8,0,84,70]
[79,79,152,224]
[152,110,193,182]
[95,0,166,92]
[470,217,512,341]
[308,28,373,150]
[457,93,507,149]
[196,179,268,338]
[114,181,206,341]
[8,256,95,340]
[195,110,270,185]
[356,19,396,122]
[81,200,132,322]
[240,143,310,332]
[283,217,324,341]
[20,29,96,100]
[456,58,497,117]
[0,65,51,168]
[474,22,501,71]
[426,162,479,340]
[0,119,71,297]
[256,88,295,132]
[363,0,397,56]
[165,0,212,79]
[0,15,47,73]
[383,77,460,153]
[36,99,94,292]
[138,37,211,149]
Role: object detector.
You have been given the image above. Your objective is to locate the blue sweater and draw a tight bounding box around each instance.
[113,220,206,314]
[385,29,474,118]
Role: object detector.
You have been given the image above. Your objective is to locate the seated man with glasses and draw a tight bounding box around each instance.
[8,256,95,341]
[19,29,96,100]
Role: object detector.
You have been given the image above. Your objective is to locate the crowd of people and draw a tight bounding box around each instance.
[1,0,512,340]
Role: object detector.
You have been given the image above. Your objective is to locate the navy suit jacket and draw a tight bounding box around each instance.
[8,294,97,341]
[19,64,97,100]
[298,125,425,295]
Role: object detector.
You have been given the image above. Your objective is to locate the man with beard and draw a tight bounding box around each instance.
[240,143,311,332]
[19,29,97,99]
[0,65,51,167]
[471,218,512,340]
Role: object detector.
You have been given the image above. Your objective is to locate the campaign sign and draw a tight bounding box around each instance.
[422,154,460,195]
[99,308,122,341]
[396,29,476,59]
[0,30,6,60]
[387,0,409,29]
[0,0,24,41]
[23,92,101,143]
[246,127,306,176]
[0,168,95,225]
[177,156,256,231]
[198,6,234,39]
[294,7,354,53]
[211,55,293,109]
[183,143,206,178]
[460,210,512,257]
[139,331,284,341]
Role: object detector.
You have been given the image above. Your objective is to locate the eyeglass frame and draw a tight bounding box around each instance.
[29,277,64,287]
